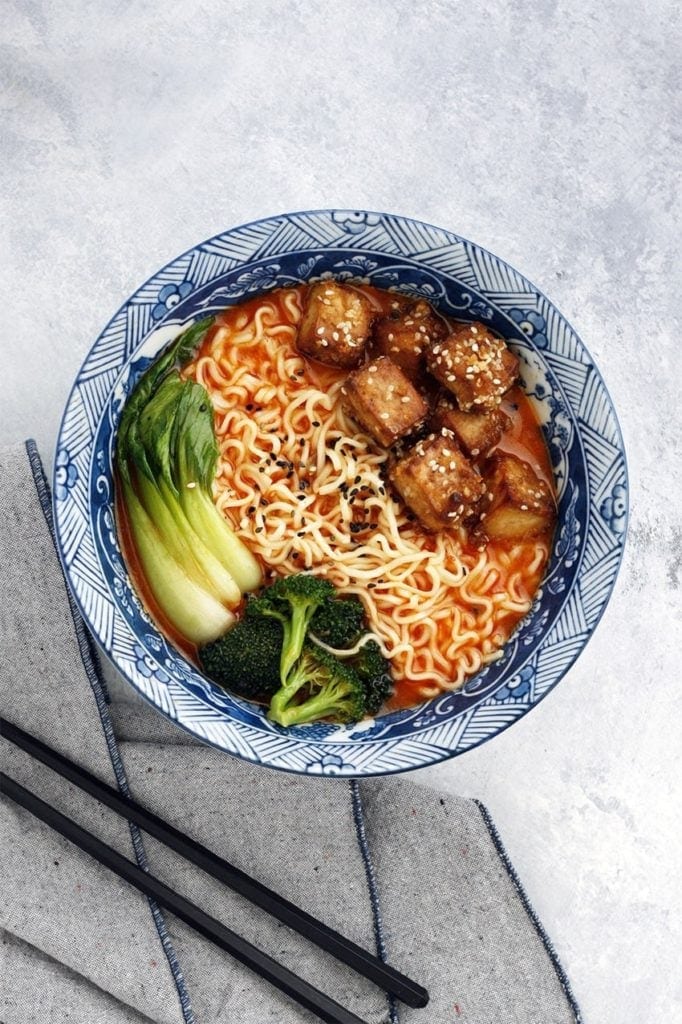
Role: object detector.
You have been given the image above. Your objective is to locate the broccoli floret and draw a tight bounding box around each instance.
[349,639,393,715]
[247,574,335,681]
[309,596,365,649]
[267,643,366,728]
[199,616,283,701]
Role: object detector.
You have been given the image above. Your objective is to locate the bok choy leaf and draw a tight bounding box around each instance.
[115,318,262,645]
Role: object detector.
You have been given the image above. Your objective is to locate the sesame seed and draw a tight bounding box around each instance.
[401,395,410,403]
[380,412,390,419]
[369,365,378,373]
[316,326,325,336]
[387,333,394,341]
[332,331,339,341]
[321,338,329,346]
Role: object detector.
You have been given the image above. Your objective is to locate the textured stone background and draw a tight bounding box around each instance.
[1,2,680,1022]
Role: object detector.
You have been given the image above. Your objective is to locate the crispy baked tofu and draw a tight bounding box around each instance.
[372,299,447,377]
[389,430,486,531]
[481,453,555,542]
[342,356,428,447]
[434,397,509,457]
[426,322,519,411]
[297,282,374,368]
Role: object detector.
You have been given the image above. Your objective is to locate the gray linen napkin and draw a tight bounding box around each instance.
[0,442,582,1024]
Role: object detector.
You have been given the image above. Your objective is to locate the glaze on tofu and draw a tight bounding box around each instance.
[372,299,447,377]
[434,397,509,457]
[389,431,486,531]
[342,356,428,447]
[480,453,555,542]
[297,282,374,368]
[426,322,519,411]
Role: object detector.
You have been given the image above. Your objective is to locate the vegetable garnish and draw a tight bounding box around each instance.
[199,574,393,726]
[116,319,263,645]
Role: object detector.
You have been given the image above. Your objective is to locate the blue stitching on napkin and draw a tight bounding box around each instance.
[26,439,195,1024]
[474,799,582,1024]
[350,780,399,1024]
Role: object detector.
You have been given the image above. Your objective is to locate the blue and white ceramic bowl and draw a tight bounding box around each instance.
[54,211,627,776]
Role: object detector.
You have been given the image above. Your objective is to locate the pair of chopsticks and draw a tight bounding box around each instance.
[0,717,428,1024]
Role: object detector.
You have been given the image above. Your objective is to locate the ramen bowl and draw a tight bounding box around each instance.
[54,210,627,776]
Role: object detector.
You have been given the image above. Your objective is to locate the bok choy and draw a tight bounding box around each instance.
[116,318,262,645]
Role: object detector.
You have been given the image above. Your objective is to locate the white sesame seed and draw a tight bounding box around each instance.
[387,333,394,341]
[401,395,410,403]
[369,365,378,373]
[316,326,325,335]
[380,412,390,419]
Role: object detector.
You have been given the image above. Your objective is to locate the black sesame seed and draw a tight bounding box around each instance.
[312,420,321,427]
[296,494,305,501]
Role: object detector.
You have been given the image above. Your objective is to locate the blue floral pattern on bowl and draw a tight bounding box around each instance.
[600,484,627,535]
[509,308,549,349]
[54,448,78,501]
[152,281,193,320]
[53,210,628,776]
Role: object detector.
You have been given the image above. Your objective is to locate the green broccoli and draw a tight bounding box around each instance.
[246,574,335,681]
[267,643,366,727]
[199,616,283,702]
[309,596,365,649]
[349,639,393,715]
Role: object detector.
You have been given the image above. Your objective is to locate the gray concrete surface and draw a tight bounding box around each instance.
[2,2,680,1022]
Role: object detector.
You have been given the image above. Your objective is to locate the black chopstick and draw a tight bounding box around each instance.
[0,717,428,1009]
[1,770,370,1024]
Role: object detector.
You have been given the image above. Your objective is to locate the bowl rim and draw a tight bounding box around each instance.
[53,208,628,776]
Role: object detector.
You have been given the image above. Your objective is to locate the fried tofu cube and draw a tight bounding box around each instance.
[389,431,486,531]
[372,299,447,377]
[342,356,428,447]
[481,454,555,542]
[434,397,509,457]
[297,282,374,368]
[426,322,519,411]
